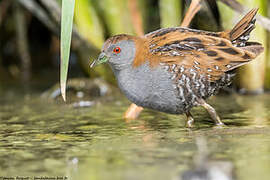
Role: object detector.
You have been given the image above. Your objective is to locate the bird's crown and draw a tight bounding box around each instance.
[103,34,136,50]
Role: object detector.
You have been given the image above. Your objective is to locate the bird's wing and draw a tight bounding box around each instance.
[140,9,263,82]
[147,28,259,81]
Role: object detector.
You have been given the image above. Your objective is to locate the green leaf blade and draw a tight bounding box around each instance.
[60,0,75,101]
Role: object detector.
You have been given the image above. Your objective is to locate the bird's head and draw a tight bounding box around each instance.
[90,34,138,71]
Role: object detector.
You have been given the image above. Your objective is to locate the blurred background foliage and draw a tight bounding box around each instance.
[0,0,269,94]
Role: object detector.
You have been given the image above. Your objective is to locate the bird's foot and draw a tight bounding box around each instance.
[198,99,226,127]
[213,122,228,129]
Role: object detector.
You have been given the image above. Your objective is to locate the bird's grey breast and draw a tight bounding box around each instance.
[115,62,184,114]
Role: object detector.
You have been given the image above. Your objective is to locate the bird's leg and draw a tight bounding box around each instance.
[124,103,144,120]
[185,111,195,128]
[198,99,225,126]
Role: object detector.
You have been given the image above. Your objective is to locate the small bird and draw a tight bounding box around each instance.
[90,8,263,127]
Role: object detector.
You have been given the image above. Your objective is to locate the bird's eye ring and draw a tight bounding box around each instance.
[113,47,121,54]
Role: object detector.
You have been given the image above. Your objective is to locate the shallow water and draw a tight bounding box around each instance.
[0,85,270,180]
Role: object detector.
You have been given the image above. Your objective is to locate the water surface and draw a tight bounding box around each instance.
[0,85,270,180]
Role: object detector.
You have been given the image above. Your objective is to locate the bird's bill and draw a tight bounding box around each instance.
[90,52,108,68]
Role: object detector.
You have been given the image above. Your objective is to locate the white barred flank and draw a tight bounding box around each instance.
[159,63,236,111]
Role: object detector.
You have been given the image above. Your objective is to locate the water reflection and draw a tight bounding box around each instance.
[235,94,270,127]
[180,137,235,180]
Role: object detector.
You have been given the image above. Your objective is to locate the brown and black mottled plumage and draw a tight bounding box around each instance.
[133,8,262,81]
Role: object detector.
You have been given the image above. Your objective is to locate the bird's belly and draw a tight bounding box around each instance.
[119,67,235,114]
[116,63,191,114]
[132,90,184,114]
[118,75,185,114]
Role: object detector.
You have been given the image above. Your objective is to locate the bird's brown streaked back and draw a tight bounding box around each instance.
[131,8,263,82]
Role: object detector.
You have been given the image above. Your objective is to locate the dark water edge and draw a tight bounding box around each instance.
[0,84,270,180]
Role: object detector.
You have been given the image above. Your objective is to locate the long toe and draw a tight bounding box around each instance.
[213,123,228,129]
[185,112,195,128]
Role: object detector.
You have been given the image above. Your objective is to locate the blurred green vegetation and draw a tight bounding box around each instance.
[74,0,104,48]
[265,1,270,89]
[0,0,269,94]
[96,0,135,35]
[159,0,182,28]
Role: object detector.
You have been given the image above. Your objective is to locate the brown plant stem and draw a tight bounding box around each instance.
[14,1,31,82]
[128,0,144,36]
[0,0,11,26]
[181,0,201,27]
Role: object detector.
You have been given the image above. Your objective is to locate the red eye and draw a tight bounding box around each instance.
[113,47,121,54]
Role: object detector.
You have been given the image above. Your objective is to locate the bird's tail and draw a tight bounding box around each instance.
[229,8,258,47]
[229,8,263,59]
